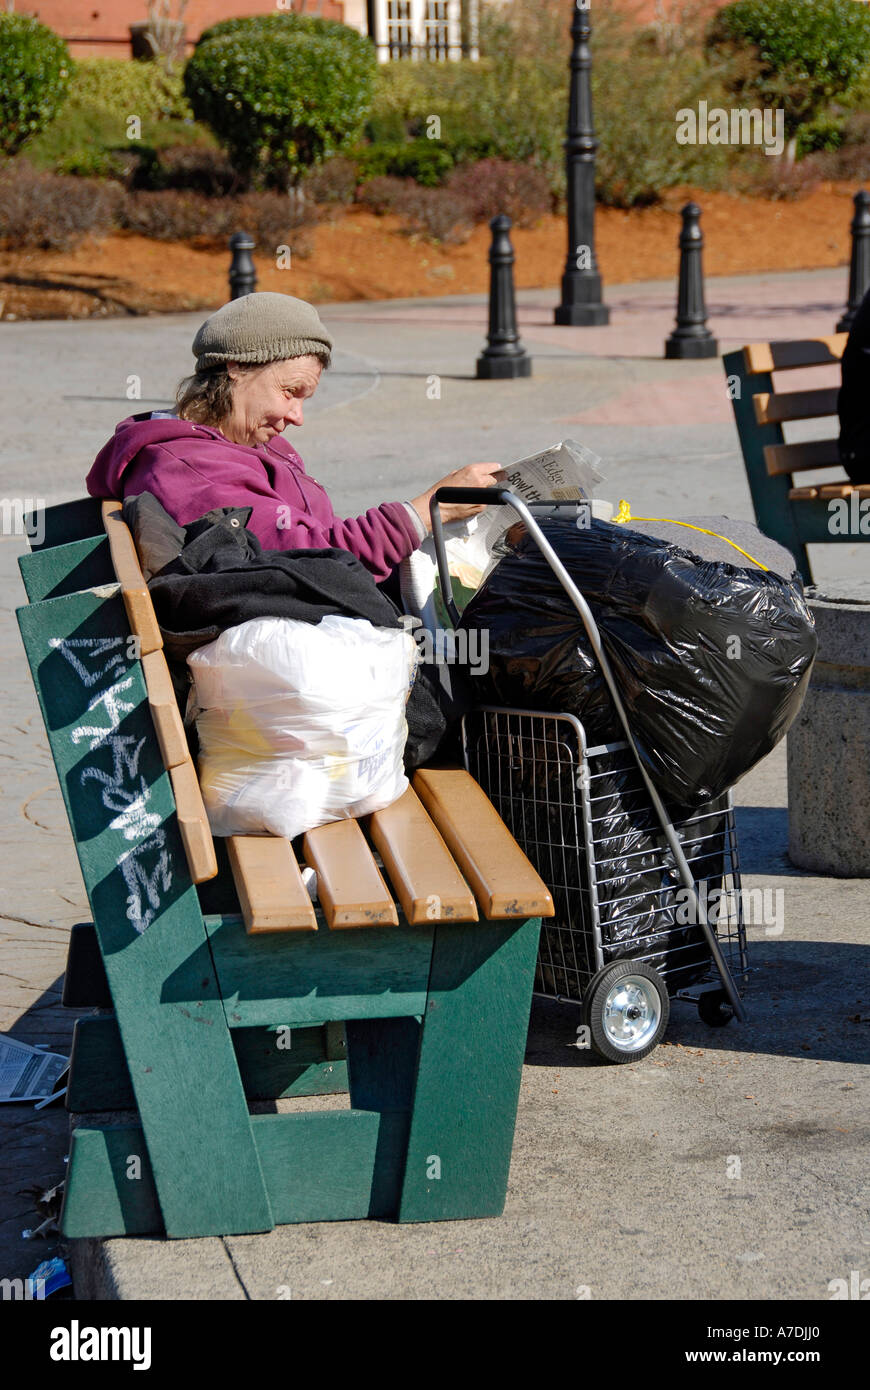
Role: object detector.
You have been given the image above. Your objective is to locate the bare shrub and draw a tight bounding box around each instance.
[0,161,122,249]
[120,187,318,254]
[390,185,474,245]
[234,191,318,258]
[446,159,552,227]
[302,156,359,207]
[120,189,232,240]
[355,175,408,215]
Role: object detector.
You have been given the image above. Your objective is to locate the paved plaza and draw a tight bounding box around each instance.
[1,269,867,1298]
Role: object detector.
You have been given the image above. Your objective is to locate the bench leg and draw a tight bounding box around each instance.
[398,916,542,1222]
[345,1016,420,1217]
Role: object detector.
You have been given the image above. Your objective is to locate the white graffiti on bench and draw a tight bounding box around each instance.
[51,636,173,935]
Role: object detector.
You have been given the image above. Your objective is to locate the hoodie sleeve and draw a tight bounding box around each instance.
[121,445,422,583]
[272,495,423,582]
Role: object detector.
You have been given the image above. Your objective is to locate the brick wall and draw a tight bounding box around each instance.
[28,0,345,59]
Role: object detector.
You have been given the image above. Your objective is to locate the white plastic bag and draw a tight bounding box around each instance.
[188,615,418,839]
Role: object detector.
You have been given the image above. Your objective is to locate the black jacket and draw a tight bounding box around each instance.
[123,493,458,768]
[838,286,870,485]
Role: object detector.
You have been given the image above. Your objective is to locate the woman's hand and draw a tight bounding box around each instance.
[409,461,507,530]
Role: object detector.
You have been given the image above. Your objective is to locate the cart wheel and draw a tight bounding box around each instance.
[698,989,735,1028]
[584,962,669,1064]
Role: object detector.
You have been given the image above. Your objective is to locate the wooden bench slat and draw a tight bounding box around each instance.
[763,438,843,477]
[101,500,163,656]
[816,482,870,500]
[103,503,221,891]
[412,768,554,921]
[141,649,189,770]
[752,386,840,427]
[227,836,317,934]
[303,819,398,930]
[169,761,218,884]
[368,786,478,925]
[782,484,870,500]
[744,336,847,375]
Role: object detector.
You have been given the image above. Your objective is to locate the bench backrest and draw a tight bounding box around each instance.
[741,335,847,483]
[723,335,855,584]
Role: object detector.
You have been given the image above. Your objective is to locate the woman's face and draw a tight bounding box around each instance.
[223,355,323,447]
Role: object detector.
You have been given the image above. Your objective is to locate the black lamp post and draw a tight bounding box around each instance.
[836,190,870,334]
[554,0,609,327]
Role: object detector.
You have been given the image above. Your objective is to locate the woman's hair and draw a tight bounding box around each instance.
[175,364,245,427]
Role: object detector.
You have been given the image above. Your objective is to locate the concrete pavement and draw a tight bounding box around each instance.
[0,268,867,1300]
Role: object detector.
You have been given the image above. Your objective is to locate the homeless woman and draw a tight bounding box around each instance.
[85,291,502,582]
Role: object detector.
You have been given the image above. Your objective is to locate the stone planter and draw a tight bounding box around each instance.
[787,583,870,877]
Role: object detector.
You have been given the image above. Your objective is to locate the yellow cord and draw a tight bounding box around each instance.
[612,499,769,571]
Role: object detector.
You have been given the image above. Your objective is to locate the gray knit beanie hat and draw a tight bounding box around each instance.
[192,292,333,372]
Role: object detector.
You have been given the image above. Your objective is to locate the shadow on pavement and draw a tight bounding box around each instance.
[525,937,870,1068]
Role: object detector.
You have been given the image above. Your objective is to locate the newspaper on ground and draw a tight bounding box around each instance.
[400,439,609,631]
[0,1033,69,1103]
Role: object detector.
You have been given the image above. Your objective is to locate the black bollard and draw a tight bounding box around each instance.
[665,203,718,360]
[836,190,870,333]
[477,215,532,379]
[554,0,609,327]
[229,230,257,300]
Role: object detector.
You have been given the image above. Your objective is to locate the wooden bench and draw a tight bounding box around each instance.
[724,336,869,585]
[16,496,553,1239]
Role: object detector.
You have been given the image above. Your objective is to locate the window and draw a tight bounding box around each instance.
[373,0,464,62]
[424,1,451,61]
[387,0,413,59]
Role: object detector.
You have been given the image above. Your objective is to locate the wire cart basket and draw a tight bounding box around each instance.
[462,707,748,1061]
[431,487,749,1064]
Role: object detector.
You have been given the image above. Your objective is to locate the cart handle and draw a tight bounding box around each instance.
[430,486,747,1023]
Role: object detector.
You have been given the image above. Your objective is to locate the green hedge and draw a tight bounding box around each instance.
[68,57,192,122]
[368,58,561,168]
[353,139,455,188]
[197,12,351,46]
[708,0,870,135]
[0,14,72,158]
[20,57,205,175]
[184,19,376,187]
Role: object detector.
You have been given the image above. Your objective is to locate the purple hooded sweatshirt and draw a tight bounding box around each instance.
[85,413,423,582]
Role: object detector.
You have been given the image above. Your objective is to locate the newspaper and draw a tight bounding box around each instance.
[399,438,608,630]
[468,438,606,570]
[0,1033,69,1103]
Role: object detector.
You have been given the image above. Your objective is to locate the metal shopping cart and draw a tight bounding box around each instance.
[431,488,749,1064]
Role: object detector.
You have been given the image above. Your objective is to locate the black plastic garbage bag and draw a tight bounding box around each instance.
[460,517,817,809]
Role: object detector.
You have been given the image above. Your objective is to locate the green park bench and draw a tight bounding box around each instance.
[16,496,553,1239]
[725,334,869,585]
